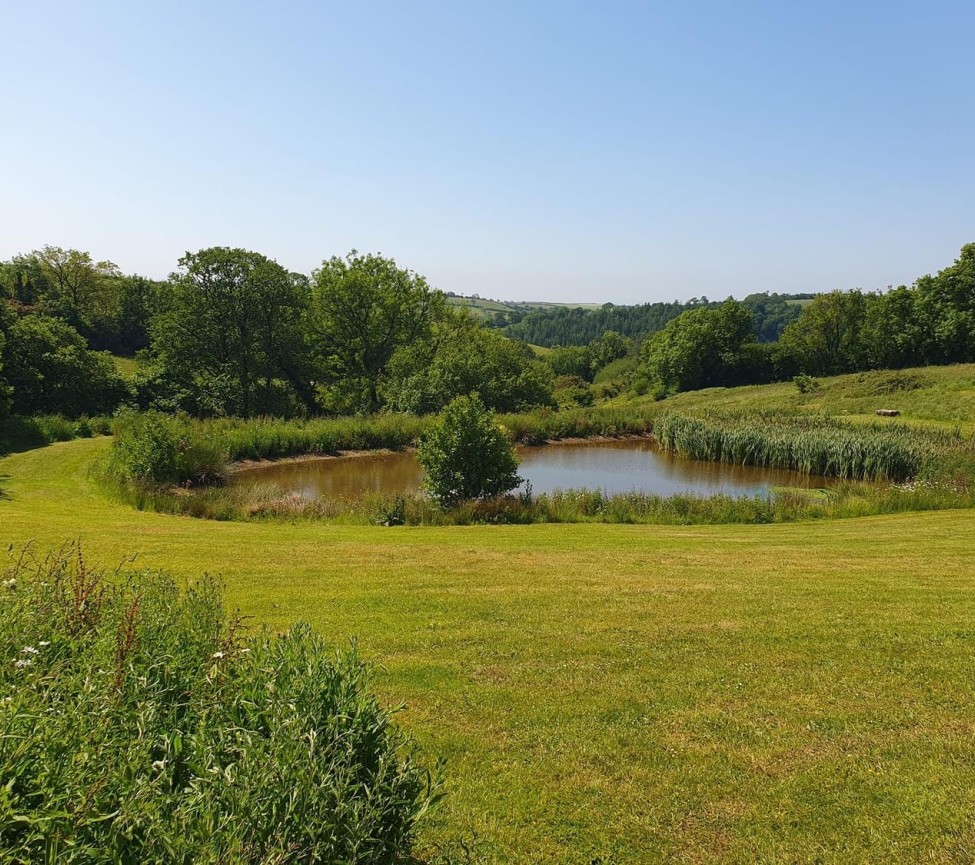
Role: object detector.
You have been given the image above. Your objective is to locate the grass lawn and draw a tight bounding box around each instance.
[2,438,975,862]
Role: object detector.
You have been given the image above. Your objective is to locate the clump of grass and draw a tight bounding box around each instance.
[0,543,441,863]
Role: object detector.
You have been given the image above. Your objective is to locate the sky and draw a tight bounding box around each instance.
[1,0,973,303]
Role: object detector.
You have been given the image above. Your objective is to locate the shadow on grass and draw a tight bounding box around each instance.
[0,476,10,500]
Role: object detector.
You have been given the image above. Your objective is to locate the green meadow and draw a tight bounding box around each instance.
[3,368,975,863]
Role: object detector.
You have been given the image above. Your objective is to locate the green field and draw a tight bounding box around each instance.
[3,382,975,862]
[643,362,975,430]
[445,294,601,320]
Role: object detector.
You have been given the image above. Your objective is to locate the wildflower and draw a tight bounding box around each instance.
[211,651,225,659]
[14,659,32,669]
[38,641,50,647]
[152,759,166,771]
[21,646,39,655]
[2,579,15,590]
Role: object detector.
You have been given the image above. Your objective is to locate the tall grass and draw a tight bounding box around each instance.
[653,411,966,482]
[0,414,113,455]
[102,477,975,527]
[0,544,440,863]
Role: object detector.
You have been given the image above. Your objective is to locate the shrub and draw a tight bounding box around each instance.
[0,545,440,863]
[108,412,229,485]
[793,373,820,394]
[417,395,522,507]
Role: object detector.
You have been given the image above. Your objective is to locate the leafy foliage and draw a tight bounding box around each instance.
[0,313,130,417]
[382,323,555,414]
[417,396,522,507]
[638,300,763,393]
[0,545,439,863]
[150,247,312,417]
[312,251,449,413]
[502,294,806,347]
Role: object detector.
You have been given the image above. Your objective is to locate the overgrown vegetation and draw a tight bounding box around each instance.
[0,414,113,456]
[0,544,439,863]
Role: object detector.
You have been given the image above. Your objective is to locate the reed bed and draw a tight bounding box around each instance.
[652,411,966,482]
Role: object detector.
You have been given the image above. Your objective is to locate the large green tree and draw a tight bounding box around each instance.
[639,300,756,392]
[777,290,868,376]
[381,319,555,414]
[150,247,313,417]
[2,314,129,417]
[310,251,448,413]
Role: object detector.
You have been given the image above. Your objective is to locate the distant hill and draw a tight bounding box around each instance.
[444,293,601,321]
[494,293,817,347]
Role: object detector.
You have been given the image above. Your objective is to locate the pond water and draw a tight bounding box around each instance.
[229,439,830,500]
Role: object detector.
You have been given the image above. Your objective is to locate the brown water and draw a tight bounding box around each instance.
[229,439,830,500]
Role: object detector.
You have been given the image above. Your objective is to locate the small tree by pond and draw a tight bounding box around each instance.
[418,395,522,508]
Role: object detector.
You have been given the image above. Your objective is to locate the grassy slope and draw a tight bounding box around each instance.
[646,362,975,430]
[2,437,975,862]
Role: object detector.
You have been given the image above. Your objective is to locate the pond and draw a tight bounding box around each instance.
[229,439,830,500]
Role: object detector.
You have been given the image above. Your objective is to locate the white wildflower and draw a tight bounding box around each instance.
[21,646,39,655]
[38,641,50,647]
[211,651,225,659]
[14,659,32,669]
[151,759,166,771]
[2,579,16,590]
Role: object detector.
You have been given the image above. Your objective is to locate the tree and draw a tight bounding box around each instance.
[150,248,313,417]
[31,246,121,331]
[777,290,868,376]
[588,330,632,372]
[417,395,522,507]
[381,320,555,414]
[310,251,448,413]
[548,345,594,380]
[2,314,129,417]
[0,302,13,417]
[639,300,755,392]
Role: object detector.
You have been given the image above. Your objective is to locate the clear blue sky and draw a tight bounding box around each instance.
[2,0,972,302]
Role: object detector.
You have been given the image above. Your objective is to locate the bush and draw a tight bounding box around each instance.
[417,395,522,507]
[108,412,229,485]
[793,373,820,394]
[0,545,440,863]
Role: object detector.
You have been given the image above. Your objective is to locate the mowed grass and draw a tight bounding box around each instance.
[2,439,975,862]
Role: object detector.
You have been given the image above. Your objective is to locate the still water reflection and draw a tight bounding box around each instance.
[229,439,829,500]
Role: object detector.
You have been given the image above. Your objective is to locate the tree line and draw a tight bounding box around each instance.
[2,241,973,420]
[499,292,810,347]
[0,246,555,420]
[637,243,975,393]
